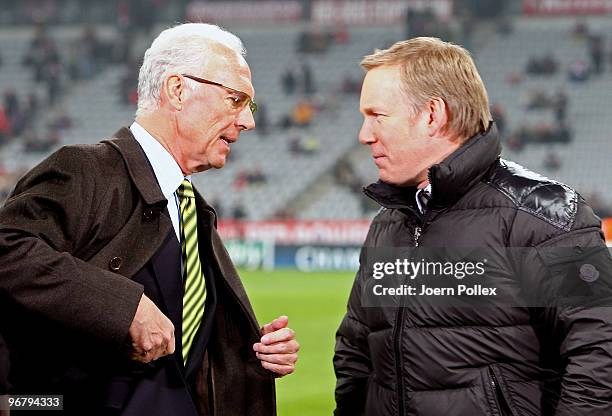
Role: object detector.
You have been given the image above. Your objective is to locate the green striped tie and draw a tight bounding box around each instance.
[177,179,206,364]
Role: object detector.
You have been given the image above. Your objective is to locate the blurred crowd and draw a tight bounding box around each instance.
[0,0,610,219]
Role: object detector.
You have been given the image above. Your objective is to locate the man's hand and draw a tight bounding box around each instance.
[127,294,175,363]
[253,315,299,377]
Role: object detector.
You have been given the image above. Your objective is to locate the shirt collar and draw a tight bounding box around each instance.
[130,121,188,198]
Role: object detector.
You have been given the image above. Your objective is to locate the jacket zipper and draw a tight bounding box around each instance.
[393,223,422,415]
[393,307,405,416]
[488,367,511,416]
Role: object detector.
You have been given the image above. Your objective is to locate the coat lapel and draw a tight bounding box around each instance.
[103,128,182,328]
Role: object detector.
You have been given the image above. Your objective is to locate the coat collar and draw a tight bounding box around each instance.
[103,127,168,207]
[364,123,502,210]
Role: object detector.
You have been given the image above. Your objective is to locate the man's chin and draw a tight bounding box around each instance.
[379,173,417,188]
[210,158,227,169]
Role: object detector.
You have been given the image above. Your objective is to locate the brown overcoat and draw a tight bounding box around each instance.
[0,128,275,415]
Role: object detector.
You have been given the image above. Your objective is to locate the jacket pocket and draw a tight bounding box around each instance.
[487,366,515,416]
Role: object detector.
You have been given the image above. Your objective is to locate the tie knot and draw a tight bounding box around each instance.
[177,179,194,199]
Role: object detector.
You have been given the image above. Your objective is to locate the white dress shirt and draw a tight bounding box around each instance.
[130,121,190,242]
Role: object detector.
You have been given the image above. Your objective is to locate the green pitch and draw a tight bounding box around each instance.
[240,269,356,416]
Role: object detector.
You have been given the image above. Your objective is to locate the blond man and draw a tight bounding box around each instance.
[334,37,612,416]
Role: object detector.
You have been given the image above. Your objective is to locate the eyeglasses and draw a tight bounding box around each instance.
[182,74,257,114]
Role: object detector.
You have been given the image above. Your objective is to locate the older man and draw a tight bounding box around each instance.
[0,23,298,415]
[334,37,612,416]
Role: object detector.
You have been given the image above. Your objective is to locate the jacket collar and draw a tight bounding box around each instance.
[364,123,501,210]
[103,127,168,206]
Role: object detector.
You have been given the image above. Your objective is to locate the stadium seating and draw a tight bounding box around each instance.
[0,19,610,218]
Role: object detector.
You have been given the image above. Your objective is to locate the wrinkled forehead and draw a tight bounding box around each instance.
[201,41,254,98]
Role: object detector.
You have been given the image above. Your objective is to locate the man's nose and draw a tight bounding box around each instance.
[358,119,374,145]
[236,105,256,131]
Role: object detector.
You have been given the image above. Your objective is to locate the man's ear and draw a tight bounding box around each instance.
[425,97,449,137]
[164,74,185,111]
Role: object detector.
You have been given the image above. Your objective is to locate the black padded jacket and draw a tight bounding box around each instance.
[334,125,612,416]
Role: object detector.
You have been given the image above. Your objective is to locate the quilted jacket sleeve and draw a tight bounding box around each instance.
[512,199,612,416]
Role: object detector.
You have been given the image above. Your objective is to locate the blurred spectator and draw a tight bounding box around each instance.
[22,25,65,105]
[302,61,316,95]
[297,26,333,54]
[3,90,19,122]
[23,127,60,153]
[48,108,72,132]
[317,92,340,117]
[233,168,267,189]
[515,123,572,145]
[341,73,361,94]
[543,151,561,171]
[334,24,350,44]
[490,103,506,135]
[281,65,297,95]
[588,34,604,75]
[119,57,140,106]
[281,63,316,96]
[44,61,63,104]
[505,71,523,85]
[405,8,437,38]
[23,24,60,83]
[289,133,319,156]
[334,159,359,188]
[68,25,104,80]
[526,54,558,75]
[291,99,315,127]
[3,90,29,138]
[0,106,11,143]
[505,131,524,152]
[281,98,316,129]
[496,15,513,36]
[301,135,320,155]
[333,159,370,215]
[524,89,551,110]
[568,59,590,82]
[117,0,131,32]
[23,93,39,125]
[572,19,590,39]
[248,168,267,185]
[132,0,162,35]
[553,90,568,122]
[233,171,248,190]
[289,134,302,155]
[231,202,247,220]
[255,102,269,136]
[273,207,293,220]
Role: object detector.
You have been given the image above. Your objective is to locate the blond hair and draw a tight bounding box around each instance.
[361,37,491,140]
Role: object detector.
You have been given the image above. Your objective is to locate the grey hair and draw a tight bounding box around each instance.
[135,23,246,117]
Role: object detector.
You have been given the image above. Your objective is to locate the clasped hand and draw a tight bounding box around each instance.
[253,315,300,377]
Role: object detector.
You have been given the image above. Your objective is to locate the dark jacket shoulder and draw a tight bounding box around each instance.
[485,158,581,232]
